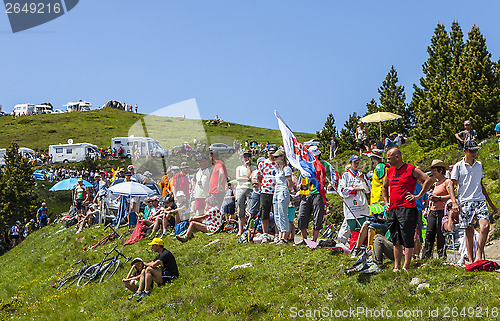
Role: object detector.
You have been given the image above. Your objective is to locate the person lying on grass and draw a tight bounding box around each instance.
[128,238,179,302]
[176,195,222,242]
[123,257,145,293]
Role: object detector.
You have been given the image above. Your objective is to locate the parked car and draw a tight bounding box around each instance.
[102,178,161,221]
[303,139,320,147]
[32,170,49,180]
[51,109,65,114]
[208,143,234,154]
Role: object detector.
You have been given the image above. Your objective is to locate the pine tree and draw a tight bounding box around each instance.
[316,113,337,158]
[411,23,453,148]
[364,99,380,141]
[448,25,500,138]
[0,143,37,223]
[338,112,360,152]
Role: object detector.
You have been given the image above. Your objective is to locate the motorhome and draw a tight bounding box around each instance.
[0,147,40,166]
[34,104,53,114]
[64,101,92,112]
[48,143,99,163]
[111,137,168,158]
[13,103,35,116]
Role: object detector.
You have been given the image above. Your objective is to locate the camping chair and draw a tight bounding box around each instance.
[443,231,460,262]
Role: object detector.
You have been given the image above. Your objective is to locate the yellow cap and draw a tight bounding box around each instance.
[148,238,164,246]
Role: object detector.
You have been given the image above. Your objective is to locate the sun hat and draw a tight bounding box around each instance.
[426,159,448,171]
[257,157,266,164]
[267,145,278,152]
[349,155,360,163]
[272,149,285,157]
[242,151,252,157]
[175,191,186,198]
[366,149,383,159]
[308,146,320,156]
[131,258,144,266]
[171,166,180,171]
[148,238,164,246]
[464,140,481,151]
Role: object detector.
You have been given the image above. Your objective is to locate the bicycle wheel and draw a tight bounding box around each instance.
[57,273,79,290]
[99,259,120,284]
[77,264,100,287]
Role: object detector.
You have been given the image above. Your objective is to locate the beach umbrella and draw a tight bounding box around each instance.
[108,181,155,197]
[49,178,93,191]
[360,112,402,140]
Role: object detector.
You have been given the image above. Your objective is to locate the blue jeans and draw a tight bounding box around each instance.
[249,191,260,216]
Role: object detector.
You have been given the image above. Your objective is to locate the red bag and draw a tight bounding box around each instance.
[465,260,499,272]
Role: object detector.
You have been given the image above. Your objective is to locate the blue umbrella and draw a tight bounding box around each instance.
[49,178,93,191]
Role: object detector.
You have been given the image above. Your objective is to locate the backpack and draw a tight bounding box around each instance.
[223,219,238,234]
[174,221,189,235]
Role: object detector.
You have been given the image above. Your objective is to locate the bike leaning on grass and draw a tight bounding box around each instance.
[54,259,90,290]
[77,244,131,286]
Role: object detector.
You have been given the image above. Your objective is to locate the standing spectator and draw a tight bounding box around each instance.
[448,140,498,264]
[73,179,89,216]
[159,168,173,199]
[221,182,236,220]
[256,145,278,241]
[192,156,211,216]
[455,120,477,151]
[10,222,21,247]
[128,165,149,184]
[37,202,49,228]
[272,149,293,244]
[235,151,256,235]
[172,163,190,202]
[422,160,451,259]
[295,146,327,244]
[494,119,500,162]
[338,155,370,256]
[382,148,432,271]
[413,181,429,259]
[356,121,369,156]
[208,151,228,206]
[330,134,339,160]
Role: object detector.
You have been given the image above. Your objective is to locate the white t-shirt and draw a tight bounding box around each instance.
[236,164,257,191]
[450,158,485,202]
[338,170,370,219]
[194,167,210,199]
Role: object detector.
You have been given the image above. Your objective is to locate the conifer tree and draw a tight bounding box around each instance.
[338,112,360,152]
[316,113,337,157]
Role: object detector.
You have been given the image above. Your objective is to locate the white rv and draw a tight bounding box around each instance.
[0,147,39,166]
[111,137,168,158]
[48,143,99,163]
[13,103,35,116]
[34,104,54,114]
[64,101,92,112]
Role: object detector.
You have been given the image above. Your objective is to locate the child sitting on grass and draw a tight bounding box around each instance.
[176,196,222,242]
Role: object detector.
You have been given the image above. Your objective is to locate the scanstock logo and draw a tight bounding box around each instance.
[4,0,79,33]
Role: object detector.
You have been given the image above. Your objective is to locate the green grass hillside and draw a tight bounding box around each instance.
[1,224,500,320]
[0,109,315,151]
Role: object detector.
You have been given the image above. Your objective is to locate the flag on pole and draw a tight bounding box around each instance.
[274,110,327,204]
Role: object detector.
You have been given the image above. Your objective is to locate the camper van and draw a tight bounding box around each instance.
[48,143,99,163]
[34,104,53,114]
[13,103,35,116]
[111,137,168,158]
[0,147,40,166]
[64,101,92,112]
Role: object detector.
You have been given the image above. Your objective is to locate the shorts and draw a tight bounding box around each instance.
[259,193,273,221]
[194,198,206,212]
[358,139,368,150]
[39,218,48,227]
[76,200,84,210]
[159,270,176,285]
[346,217,367,231]
[387,207,417,248]
[11,235,19,240]
[297,193,325,231]
[459,200,489,229]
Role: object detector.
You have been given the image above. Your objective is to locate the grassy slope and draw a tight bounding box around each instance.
[0,109,315,151]
[1,224,500,320]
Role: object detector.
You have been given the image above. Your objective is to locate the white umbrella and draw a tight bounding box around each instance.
[108,181,155,197]
[360,112,402,140]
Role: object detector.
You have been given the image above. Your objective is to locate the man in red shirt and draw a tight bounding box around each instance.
[209,151,228,206]
[382,148,431,271]
[172,162,190,202]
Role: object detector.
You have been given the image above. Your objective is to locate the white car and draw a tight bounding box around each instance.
[208,143,235,154]
[51,109,65,114]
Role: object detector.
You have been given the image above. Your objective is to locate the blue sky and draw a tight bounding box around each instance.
[1,1,500,134]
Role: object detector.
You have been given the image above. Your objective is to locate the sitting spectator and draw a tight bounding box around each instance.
[384,133,396,150]
[76,203,99,234]
[363,234,395,274]
[140,196,163,232]
[350,213,388,257]
[123,258,145,293]
[176,196,222,242]
[149,197,177,237]
[128,238,179,302]
[163,191,190,228]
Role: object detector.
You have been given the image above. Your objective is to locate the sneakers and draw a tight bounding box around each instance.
[350,248,362,259]
[275,239,288,245]
[128,291,141,300]
[393,268,400,272]
[363,263,381,274]
[261,234,273,243]
[176,234,193,242]
[136,291,150,302]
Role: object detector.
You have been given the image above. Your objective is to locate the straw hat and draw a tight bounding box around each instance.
[426,159,448,171]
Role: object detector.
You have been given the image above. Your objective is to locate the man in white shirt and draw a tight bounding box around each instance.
[448,140,497,264]
[193,155,211,216]
[235,151,257,236]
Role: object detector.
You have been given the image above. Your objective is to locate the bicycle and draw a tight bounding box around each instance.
[54,259,90,290]
[85,223,120,251]
[77,244,130,286]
